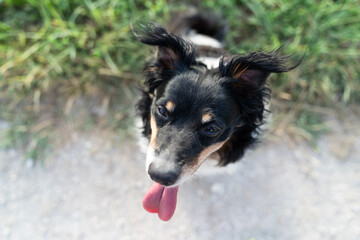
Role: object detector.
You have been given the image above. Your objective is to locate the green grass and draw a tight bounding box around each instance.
[200,0,360,102]
[0,0,170,96]
[0,0,359,159]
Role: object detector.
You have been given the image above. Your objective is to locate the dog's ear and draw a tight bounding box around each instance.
[132,23,196,71]
[216,51,299,166]
[219,51,292,91]
[220,51,294,124]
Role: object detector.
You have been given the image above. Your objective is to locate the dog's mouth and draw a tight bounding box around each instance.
[143,147,184,221]
[143,140,226,221]
[142,182,179,221]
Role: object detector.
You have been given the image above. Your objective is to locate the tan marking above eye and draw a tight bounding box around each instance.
[202,113,213,124]
[150,114,158,147]
[165,101,175,112]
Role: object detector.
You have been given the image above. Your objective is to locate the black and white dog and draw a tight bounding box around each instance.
[133,12,297,221]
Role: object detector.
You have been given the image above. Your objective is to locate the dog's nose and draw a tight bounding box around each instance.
[148,163,178,186]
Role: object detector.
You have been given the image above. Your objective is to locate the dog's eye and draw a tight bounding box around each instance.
[156,106,168,119]
[206,126,219,134]
[201,124,221,137]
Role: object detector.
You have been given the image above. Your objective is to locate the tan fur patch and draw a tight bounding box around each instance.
[147,66,159,73]
[150,114,158,147]
[197,141,226,163]
[233,65,249,79]
[181,141,227,177]
[236,123,244,128]
[202,113,213,124]
[165,101,175,112]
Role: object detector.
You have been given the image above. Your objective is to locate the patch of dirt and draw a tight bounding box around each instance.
[0,118,359,240]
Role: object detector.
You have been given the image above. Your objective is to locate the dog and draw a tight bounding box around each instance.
[133,12,298,221]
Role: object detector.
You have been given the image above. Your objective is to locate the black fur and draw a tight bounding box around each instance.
[134,21,296,168]
[134,23,201,136]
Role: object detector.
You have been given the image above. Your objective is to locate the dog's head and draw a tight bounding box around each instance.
[134,23,293,186]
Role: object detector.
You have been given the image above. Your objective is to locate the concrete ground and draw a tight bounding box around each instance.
[0,117,359,240]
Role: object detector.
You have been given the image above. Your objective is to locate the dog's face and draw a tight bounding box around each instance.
[146,70,241,186]
[134,23,292,186]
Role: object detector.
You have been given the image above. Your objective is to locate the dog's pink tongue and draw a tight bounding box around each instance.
[143,182,179,221]
[158,185,179,221]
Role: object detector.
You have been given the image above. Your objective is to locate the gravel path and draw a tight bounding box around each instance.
[1,119,359,240]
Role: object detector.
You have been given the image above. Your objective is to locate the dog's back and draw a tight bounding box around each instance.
[167,12,228,68]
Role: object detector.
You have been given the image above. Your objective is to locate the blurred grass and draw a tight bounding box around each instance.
[0,0,359,159]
